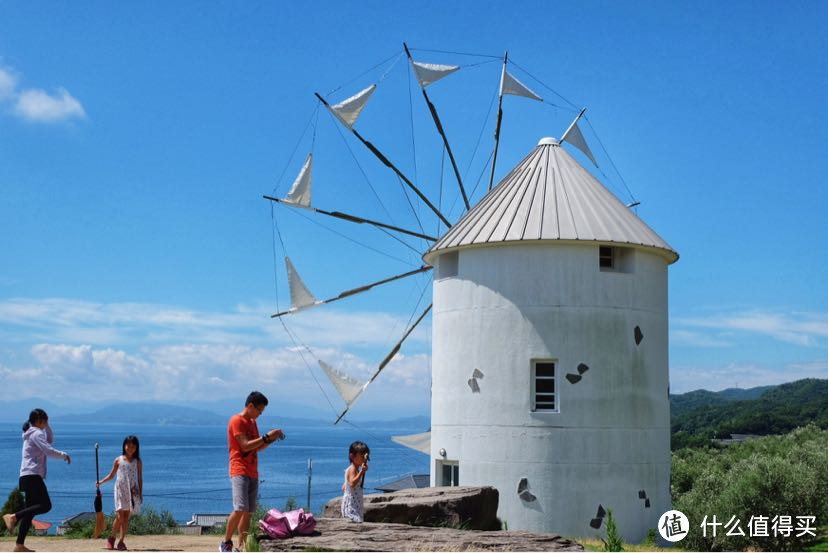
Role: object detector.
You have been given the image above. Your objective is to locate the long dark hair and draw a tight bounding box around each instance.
[122,435,140,461]
[348,441,370,463]
[22,408,48,432]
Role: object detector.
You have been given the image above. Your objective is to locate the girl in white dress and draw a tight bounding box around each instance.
[341,441,369,523]
[97,435,142,551]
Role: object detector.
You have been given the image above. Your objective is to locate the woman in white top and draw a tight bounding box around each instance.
[2,409,71,553]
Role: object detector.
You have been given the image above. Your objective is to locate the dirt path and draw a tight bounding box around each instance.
[0,535,222,552]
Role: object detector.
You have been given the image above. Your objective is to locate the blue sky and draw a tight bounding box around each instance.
[1,2,826,418]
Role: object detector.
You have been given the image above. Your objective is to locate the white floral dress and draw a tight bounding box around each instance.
[114,455,141,513]
[341,466,364,522]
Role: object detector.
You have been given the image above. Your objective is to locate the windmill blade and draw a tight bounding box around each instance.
[263,195,438,241]
[335,303,432,424]
[403,43,470,211]
[315,92,452,228]
[272,266,432,318]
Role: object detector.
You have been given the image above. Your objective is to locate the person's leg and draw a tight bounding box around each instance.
[238,477,258,549]
[118,511,129,542]
[15,475,51,546]
[223,476,250,548]
[223,511,243,542]
[238,512,251,549]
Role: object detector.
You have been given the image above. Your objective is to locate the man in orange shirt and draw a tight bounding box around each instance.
[220,391,284,552]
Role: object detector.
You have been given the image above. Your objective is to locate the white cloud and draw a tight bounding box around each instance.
[671,329,732,348]
[0,63,86,123]
[674,310,828,347]
[670,360,828,394]
[14,87,85,122]
[0,297,429,350]
[0,341,431,409]
[0,66,18,100]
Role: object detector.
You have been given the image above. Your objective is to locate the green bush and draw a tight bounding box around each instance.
[63,507,179,538]
[1,488,25,520]
[601,509,624,552]
[672,425,828,551]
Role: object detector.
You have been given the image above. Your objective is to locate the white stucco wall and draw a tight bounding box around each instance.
[429,242,671,541]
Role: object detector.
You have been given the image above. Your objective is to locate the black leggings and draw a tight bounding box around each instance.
[15,475,52,544]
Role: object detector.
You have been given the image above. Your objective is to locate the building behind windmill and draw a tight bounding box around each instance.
[423,136,679,541]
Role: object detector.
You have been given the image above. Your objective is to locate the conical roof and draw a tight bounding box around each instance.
[425,137,678,264]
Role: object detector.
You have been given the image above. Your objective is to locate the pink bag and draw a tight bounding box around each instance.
[259,509,292,539]
[259,508,317,539]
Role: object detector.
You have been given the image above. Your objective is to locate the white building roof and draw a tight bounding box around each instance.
[425,138,678,263]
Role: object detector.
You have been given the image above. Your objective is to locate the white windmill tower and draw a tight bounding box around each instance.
[422,122,679,540]
[266,47,678,542]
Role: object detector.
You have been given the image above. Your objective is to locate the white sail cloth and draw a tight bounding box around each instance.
[284,153,312,207]
[562,121,598,167]
[411,61,459,88]
[391,431,431,455]
[318,360,367,406]
[330,85,376,128]
[500,67,542,102]
[285,257,317,310]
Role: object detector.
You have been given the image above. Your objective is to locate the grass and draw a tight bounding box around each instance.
[576,537,679,552]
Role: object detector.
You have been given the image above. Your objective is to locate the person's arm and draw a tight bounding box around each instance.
[137,459,143,500]
[32,428,70,463]
[235,428,284,453]
[347,464,367,488]
[97,458,119,486]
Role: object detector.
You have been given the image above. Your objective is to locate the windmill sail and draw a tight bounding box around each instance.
[391,431,430,455]
[284,153,312,207]
[562,121,598,167]
[319,360,366,406]
[285,257,317,310]
[330,84,376,128]
[500,67,542,101]
[411,61,459,88]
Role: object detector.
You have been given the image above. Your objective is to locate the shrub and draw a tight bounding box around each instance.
[1,488,25,520]
[672,425,828,551]
[601,509,624,552]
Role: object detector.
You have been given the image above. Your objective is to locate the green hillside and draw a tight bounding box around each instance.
[670,378,828,449]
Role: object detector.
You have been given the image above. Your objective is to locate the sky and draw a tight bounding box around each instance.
[1,1,827,419]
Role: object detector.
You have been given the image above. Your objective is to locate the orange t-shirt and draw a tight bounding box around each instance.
[227,414,260,478]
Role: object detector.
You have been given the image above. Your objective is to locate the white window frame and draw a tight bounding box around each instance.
[531,359,558,413]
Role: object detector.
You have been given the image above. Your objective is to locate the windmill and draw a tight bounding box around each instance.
[264,44,676,541]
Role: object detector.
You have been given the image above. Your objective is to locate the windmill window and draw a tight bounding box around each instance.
[531,360,557,412]
[436,460,460,486]
[437,251,459,279]
[599,246,614,268]
[599,245,634,273]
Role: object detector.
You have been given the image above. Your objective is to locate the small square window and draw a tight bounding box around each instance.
[531,360,557,412]
[599,245,634,273]
[599,246,614,268]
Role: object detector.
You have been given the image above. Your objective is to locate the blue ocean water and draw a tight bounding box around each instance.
[0,422,429,530]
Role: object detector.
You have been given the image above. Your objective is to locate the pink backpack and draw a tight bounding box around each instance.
[259,508,317,539]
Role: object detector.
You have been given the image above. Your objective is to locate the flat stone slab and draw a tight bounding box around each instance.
[259,518,584,551]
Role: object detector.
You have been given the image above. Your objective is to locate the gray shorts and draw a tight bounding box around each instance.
[231,475,258,512]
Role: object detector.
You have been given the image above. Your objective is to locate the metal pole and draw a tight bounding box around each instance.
[403,43,470,211]
[306,458,312,512]
[315,92,452,228]
[488,51,508,192]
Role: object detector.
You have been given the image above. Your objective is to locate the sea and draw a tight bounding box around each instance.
[0,422,429,531]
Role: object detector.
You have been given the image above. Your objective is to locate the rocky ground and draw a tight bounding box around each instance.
[260,518,584,552]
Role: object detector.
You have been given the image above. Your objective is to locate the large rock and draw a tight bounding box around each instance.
[323,486,499,530]
[260,518,584,552]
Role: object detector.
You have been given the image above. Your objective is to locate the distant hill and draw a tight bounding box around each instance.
[670,378,828,449]
[670,385,772,418]
[61,402,227,426]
